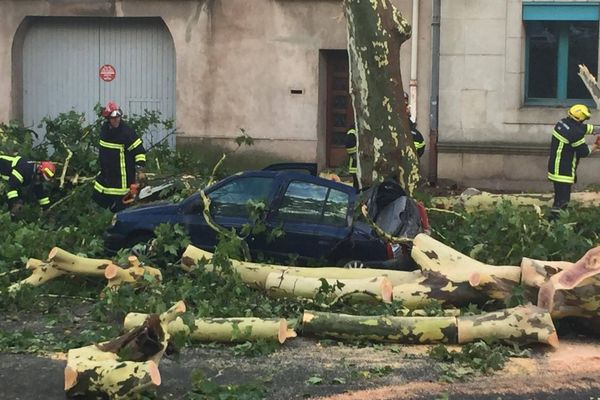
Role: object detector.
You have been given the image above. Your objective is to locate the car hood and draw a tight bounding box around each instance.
[118,201,179,216]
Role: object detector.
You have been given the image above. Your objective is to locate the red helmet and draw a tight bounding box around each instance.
[101,101,123,118]
[37,161,56,180]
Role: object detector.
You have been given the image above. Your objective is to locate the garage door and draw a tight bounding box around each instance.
[22,17,176,147]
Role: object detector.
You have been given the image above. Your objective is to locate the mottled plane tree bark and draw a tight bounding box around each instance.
[344,0,418,194]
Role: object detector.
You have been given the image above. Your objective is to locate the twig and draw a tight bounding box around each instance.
[0,268,21,277]
[59,144,73,189]
[38,293,95,302]
[425,207,466,219]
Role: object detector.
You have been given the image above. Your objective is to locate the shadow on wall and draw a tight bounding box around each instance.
[175,138,288,174]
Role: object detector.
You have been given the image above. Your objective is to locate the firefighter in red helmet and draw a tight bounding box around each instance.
[93,101,147,212]
[0,154,56,218]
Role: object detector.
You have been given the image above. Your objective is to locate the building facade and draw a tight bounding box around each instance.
[0,0,598,190]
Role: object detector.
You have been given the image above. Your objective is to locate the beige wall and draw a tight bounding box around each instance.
[438,0,600,190]
[0,0,423,170]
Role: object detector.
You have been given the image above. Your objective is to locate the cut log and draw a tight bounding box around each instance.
[521,257,600,319]
[301,310,458,344]
[124,314,296,344]
[64,359,160,399]
[411,234,521,300]
[8,258,65,293]
[537,247,600,314]
[181,244,420,287]
[301,305,557,347]
[48,247,113,276]
[64,301,185,399]
[264,271,393,304]
[392,270,490,309]
[104,256,162,289]
[457,304,558,348]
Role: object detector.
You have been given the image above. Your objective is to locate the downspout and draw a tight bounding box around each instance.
[409,0,419,121]
[428,0,441,185]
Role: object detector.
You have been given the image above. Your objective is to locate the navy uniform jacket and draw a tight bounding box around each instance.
[547,117,593,184]
[94,121,146,196]
[0,155,50,207]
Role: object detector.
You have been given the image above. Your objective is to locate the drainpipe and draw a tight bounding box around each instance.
[409,0,419,121]
[428,0,441,185]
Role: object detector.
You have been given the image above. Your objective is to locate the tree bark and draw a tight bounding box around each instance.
[264,272,393,304]
[411,234,522,300]
[302,305,558,347]
[344,0,418,193]
[124,314,296,344]
[64,301,185,399]
[302,310,458,344]
[181,244,421,287]
[104,255,162,289]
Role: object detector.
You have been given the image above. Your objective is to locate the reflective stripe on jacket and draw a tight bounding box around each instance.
[94,121,146,195]
[346,128,358,173]
[547,118,593,184]
[409,120,426,158]
[0,154,50,206]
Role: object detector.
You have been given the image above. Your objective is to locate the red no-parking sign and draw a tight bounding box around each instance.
[99,64,116,82]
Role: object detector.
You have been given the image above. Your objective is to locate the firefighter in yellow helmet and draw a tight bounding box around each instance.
[547,104,600,218]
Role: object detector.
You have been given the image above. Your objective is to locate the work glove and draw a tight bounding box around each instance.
[595,135,600,146]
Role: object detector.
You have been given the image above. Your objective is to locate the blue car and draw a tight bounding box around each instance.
[104,163,406,268]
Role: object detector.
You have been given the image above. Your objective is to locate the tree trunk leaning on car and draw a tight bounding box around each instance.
[344,0,419,195]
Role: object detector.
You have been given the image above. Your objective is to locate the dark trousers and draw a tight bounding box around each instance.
[92,190,127,213]
[550,181,571,219]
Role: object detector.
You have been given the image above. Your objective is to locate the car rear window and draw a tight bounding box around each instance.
[210,176,273,218]
[277,181,349,226]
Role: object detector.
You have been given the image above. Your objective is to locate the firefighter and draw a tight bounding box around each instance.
[93,102,147,212]
[404,92,425,158]
[0,154,56,218]
[547,104,600,219]
[345,124,359,191]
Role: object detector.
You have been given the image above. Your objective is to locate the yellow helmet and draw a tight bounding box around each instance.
[567,104,591,122]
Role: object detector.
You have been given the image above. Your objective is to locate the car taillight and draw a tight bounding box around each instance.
[386,242,394,259]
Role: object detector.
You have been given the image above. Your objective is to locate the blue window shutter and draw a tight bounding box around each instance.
[523,4,599,21]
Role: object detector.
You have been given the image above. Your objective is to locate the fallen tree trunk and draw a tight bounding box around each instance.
[64,301,185,399]
[8,258,65,293]
[536,247,600,316]
[457,305,558,347]
[124,314,296,344]
[181,245,420,287]
[431,190,600,212]
[104,256,162,290]
[411,234,521,300]
[302,305,557,347]
[301,310,457,344]
[264,272,393,304]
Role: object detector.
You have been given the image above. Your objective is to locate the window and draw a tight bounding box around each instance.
[276,181,349,226]
[209,177,273,218]
[524,4,599,105]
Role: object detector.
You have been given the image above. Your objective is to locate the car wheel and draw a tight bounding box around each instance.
[343,260,365,269]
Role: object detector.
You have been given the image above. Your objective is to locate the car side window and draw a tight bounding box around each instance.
[209,176,273,218]
[276,181,349,226]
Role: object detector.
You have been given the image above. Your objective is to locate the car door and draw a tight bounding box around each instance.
[264,176,354,265]
[181,174,276,253]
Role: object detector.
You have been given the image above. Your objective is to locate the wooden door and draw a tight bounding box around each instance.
[325,51,354,168]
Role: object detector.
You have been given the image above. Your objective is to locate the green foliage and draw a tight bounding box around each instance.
[188,370,269,400]
[428,341,531,382]
[428,201,597,265]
